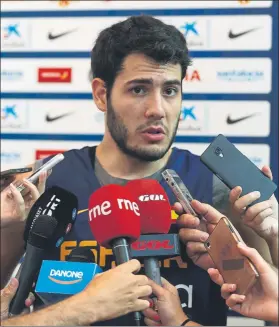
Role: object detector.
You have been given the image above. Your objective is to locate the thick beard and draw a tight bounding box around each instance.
[106,98,179,162]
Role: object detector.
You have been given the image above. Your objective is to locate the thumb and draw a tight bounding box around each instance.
[161,277,175,292]
[229,186,242,204]
[1,278,19,301]
[261,165,273,180]
[237,243,268,275]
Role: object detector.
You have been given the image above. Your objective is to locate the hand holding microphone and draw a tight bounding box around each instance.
[79,259,151,323]
[1,278,35,322]
[88,184,143,325]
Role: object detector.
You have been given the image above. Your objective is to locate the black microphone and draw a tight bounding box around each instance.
[9,215,58,316]
[24,186,78,248]
[67,247,95,263]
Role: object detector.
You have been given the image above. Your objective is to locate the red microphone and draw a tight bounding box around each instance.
[126,179,173,287]
[88,184,142,325]
[88,184,140,249]
[127,179,172,234]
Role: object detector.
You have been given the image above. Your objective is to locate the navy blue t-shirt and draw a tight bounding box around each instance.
[42,146,227,326]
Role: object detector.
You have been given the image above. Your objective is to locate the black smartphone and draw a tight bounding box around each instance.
[200,134,277,205]
[1,167,32,179]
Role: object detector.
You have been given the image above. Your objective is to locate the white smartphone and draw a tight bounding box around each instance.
[16,153,64,193]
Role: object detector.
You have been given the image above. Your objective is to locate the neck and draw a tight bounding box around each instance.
[96,135,171,180]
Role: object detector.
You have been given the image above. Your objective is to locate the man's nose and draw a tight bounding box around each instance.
[144,93,165,119]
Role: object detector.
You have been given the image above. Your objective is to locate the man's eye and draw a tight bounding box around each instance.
[131,87,146,95]
[164,88,178,96]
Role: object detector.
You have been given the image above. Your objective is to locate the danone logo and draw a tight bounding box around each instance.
[48,269,83,284]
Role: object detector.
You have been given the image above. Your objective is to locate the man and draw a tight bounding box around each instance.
[4,15,278,325]
[1,260,151,326]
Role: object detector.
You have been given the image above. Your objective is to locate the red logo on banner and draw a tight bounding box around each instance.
[36,150,65,160]
[38,68,72,83]
[184,70,201,82]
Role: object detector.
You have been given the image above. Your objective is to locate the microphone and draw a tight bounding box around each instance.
[88,184,141,325]
[23,186,79,248]
[9,215,58,316]
[67,246,95,263]
[15,186,79,280]
[35,247,102,305]
[127,180,173,286]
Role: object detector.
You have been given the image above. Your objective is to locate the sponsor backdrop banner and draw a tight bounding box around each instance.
[1,1,278,189]
[0,1,278,325]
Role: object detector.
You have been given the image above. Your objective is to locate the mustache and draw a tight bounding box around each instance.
[136,121,169,134]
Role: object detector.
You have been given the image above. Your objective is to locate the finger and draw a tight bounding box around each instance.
[237,243,267,275]
[191,200,223,224]
[37,171,48,194]
[179,228,209,244]
[243,200,273,223]
[22,179,40,201]
[233,191,261,212]
[137,285,152,298]
[25,292,36,307]
[1,278,19,300]
[207,268,224,286]
[261,165,273,180]
[143,308,161,322]
[226,294,246,309]
[221,284,236,300]
[229,186,242,204]
[160,277,177,293]
[173,202,184,215]
[186,242,207,258]
[144,317,161,326]
[177,214,200,229]
[251,208,274,227]
[9,183,24,206]
[115,259,141,274]
[133,299,150,312]
[148,279,165,298]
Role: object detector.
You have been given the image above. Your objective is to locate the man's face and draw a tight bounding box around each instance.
[106,53,182,162]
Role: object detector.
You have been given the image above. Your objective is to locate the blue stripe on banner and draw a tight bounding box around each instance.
[0,133,268,143]
[0,51,272,58]
[0,93,270,101]
[0,8,273,18]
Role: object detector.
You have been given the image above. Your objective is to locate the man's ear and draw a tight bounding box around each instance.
[92,78,107,113]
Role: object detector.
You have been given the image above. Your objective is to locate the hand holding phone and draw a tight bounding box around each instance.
[204,217,259,295]
[16,154,64,194]
[200,134,277,206]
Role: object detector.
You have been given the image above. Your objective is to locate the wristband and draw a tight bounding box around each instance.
[181,318,191,326]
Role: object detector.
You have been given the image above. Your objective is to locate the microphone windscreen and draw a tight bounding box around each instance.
[126,179,172,234]
[24,186,78,248]
[68,247,94,263]
[28,215,58,249]
[88,184,141,248]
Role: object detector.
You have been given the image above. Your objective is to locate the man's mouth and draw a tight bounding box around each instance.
[141,126,166,141]
[141,126,165,135]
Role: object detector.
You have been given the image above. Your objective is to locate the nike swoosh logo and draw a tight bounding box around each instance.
[226,114,258,125]
[48,28,77,40]
[45,112,72,122]
[228,27,260,39]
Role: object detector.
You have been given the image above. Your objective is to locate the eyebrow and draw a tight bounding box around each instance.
[124,78,181,87]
